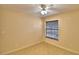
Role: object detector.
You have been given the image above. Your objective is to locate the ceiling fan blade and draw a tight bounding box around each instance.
[41,4,46,9]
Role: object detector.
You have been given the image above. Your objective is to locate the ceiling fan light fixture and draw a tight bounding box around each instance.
[41,10,47,15]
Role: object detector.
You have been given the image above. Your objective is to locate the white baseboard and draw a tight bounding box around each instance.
[1,40,79,55]
[45,40,79,55]
[1,41,42,55]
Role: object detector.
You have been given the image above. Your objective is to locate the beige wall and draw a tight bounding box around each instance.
[44,10,79,53]
[0,6,2,53]
[0,6,42,54]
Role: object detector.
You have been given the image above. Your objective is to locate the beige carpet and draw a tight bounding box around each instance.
[8,42,75,55]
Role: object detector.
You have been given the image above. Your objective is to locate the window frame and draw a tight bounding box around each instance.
[45,20,59,40]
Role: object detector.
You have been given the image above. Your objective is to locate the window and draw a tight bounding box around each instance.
[46,20,58,40]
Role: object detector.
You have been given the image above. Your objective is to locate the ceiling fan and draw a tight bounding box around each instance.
[40,4,54,16]
[33,4,58,17]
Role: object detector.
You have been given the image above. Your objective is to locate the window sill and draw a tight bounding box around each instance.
[46,36,59,41]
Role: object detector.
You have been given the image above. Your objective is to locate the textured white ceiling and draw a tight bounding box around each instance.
[1,4,79,17]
